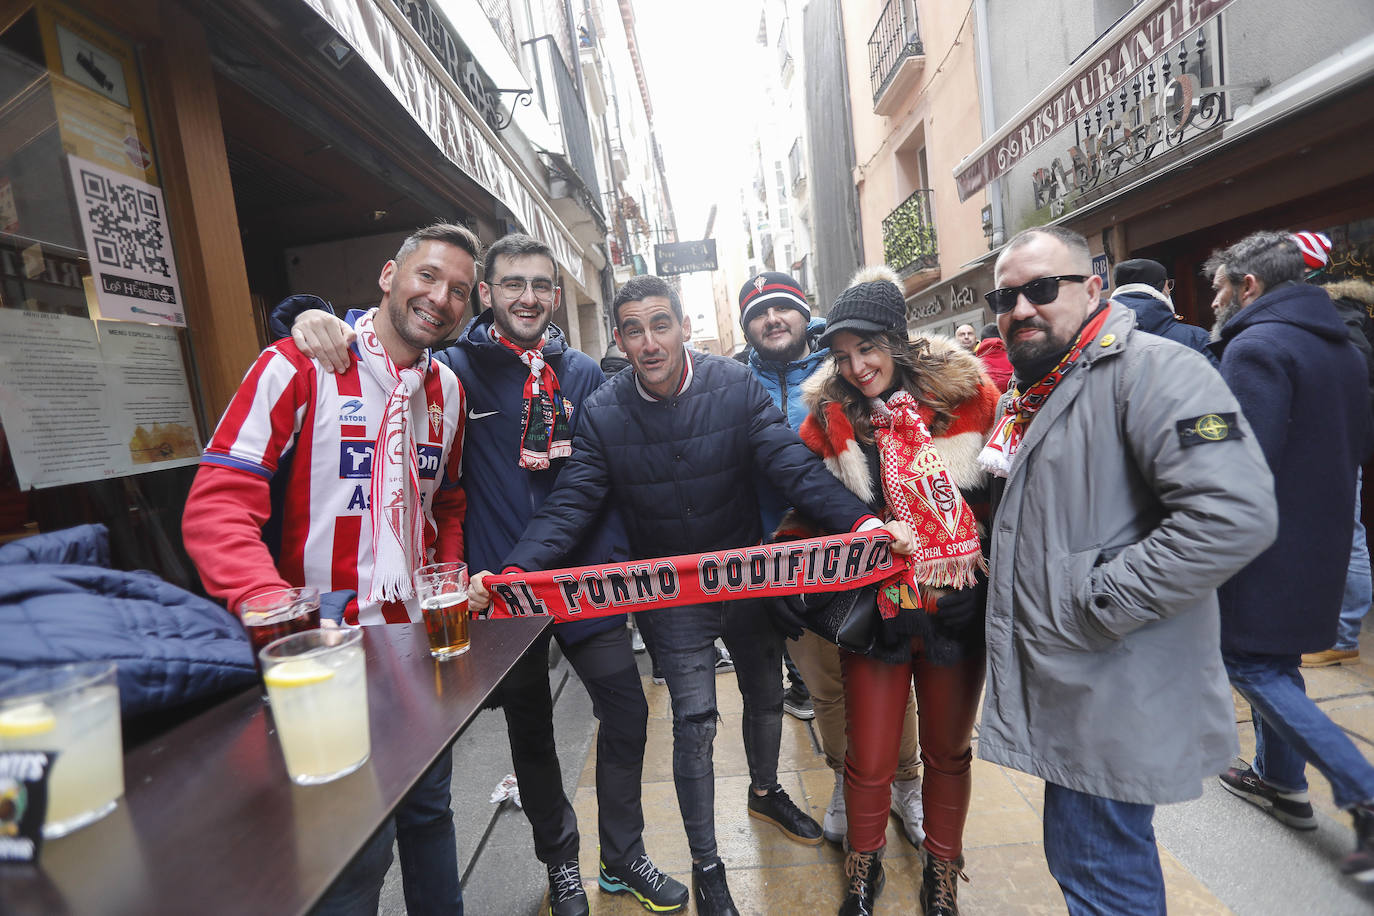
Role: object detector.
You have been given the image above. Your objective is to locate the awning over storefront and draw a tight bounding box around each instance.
[952,0,1238,201]
[300,0,587,287]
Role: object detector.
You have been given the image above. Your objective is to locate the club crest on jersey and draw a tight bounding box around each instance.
[339,398,366,423]
[339,441,443,480]
[429,402,443,436]
[563,398,574,422]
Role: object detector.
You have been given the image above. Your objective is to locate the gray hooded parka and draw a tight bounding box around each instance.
[978,303,1278,804]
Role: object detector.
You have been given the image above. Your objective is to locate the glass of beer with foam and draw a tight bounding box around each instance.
[414,562,470,659]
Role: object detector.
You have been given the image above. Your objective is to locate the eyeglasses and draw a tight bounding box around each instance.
[983,275,1089,314]
[496,276,556,300]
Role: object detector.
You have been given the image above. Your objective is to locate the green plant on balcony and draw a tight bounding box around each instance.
[882,193,938,274]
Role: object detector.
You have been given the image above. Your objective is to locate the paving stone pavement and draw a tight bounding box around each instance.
[385,620,1374,914]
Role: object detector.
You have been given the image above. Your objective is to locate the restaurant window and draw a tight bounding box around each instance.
[0,2,203,587]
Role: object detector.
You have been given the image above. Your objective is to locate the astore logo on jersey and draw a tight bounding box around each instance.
[339,442,443,480]
[339,398,366,423]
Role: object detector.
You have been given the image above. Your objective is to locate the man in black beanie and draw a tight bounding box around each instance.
[1111,258,1216,364]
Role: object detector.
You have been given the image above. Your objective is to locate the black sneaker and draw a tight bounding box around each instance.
[691,856,739,915]
[783,684,815,720]
[1219,764,1318,829]
[546,859,589,916]
[598,854,689,912]
[747,785,822,845]
[1342,804,1374,883]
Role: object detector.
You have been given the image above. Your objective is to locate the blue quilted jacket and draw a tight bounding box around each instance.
[0,525,256,719]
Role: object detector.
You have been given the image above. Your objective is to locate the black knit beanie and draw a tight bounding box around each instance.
[818,278,906,347]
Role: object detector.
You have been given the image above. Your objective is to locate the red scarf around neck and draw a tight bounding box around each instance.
[871,390,985,624]
[495,331,572,469]
[978,308,1110,478]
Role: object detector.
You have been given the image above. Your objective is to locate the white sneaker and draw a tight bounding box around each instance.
[630,627,646,653]
[823,769,846,844]
[891,775,925,847]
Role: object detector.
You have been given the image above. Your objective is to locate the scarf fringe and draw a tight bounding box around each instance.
[916,553,987,591]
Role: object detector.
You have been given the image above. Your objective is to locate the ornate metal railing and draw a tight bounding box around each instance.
[868,0,922,102]
[882,188,938,275]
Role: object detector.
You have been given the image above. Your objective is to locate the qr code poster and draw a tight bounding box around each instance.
[68,154,186,327]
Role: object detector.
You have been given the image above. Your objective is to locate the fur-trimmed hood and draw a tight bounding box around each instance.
[795,334,1000,506]
[1324,278,1374,308]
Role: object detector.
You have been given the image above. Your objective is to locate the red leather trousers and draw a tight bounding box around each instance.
[840,641,986,859]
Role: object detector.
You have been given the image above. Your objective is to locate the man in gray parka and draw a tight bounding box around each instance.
[976,226,1278,915]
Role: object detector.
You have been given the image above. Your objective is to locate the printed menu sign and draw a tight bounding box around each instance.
[0,310,200,489]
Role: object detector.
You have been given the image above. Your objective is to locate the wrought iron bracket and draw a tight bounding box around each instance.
[490,88,533,131]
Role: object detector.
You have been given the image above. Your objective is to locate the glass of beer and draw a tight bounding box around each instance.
[0,661,124,838]
[241,586,322,675]
[261,628,369,786]
[414,562,470,659]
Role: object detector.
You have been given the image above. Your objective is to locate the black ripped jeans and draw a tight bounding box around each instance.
[636,599,783,861]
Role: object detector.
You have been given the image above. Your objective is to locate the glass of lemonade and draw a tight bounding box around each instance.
[261,628,369,786]
[414,562,470,659]
[241,586,322,674]
[0,661,124,838]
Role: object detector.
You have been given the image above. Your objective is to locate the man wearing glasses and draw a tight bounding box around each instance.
[974,226,1277,914]
[1110,258,1217,364]
[276,234,686,916]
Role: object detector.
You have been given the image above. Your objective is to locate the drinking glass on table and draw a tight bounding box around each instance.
[261,628,370,786]
[0,661,124,838]
[414,562,471,660]
[241,586,322,674]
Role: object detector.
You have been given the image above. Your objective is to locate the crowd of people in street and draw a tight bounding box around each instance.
[182,215,1374,916]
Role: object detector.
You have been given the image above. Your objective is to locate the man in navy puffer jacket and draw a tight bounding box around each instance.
[275,234,684,916]
[468,275,912,915]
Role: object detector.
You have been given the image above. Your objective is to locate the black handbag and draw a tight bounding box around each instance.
[805,583,882,656]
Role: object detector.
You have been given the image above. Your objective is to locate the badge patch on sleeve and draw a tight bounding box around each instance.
[1176,412,1242,448]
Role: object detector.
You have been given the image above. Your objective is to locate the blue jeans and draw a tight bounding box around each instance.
[1042,783,1164,916]
[1338,470,1371,651]
[314,747,462,915]
[636,599,783,861]
[1224,651,1374,810]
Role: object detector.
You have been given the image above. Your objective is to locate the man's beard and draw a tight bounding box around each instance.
[753,333,808,363]
[1003,317,1071,371]
[1210,299,1245,341]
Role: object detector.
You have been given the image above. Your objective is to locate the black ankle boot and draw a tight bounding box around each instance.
[1342,803,1374,882]
[838,848,884,915]
[919,852,968,916]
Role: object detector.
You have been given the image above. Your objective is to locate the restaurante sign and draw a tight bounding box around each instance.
[953,0,1238,201]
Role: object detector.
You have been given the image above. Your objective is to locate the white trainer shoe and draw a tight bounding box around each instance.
[823,769,846,844]
[891,775,926,847]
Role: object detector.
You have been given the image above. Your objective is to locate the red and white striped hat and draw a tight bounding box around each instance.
[1290,231,1332,270]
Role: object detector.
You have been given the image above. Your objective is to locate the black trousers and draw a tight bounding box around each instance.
[500,622,648,867]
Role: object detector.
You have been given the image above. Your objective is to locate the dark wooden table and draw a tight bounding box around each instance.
[0,616,549,915]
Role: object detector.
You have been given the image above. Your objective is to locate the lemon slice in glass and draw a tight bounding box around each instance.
[263,659,336,689]
[0,701,57,737]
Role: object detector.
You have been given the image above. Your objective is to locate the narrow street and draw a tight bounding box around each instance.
[392,620,1374,915]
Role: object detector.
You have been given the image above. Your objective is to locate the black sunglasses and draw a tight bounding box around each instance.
[983,275,1089,314]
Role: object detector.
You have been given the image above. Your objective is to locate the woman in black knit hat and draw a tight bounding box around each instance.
[778,265,1000,915]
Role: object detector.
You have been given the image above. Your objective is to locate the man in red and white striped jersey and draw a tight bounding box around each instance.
[182,222,479,915]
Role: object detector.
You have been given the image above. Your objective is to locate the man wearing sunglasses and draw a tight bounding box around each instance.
[273,234,686,916]
[975,226,1278,915]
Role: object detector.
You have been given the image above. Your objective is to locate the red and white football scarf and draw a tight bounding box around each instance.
[484,531,895,623]
[495,331,572,469]
[978,308,1110,478]
[871,391,985,620]
[355,309,426,605]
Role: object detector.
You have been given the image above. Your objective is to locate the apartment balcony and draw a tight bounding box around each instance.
[868,0,924,115]
[882,188,938,276]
